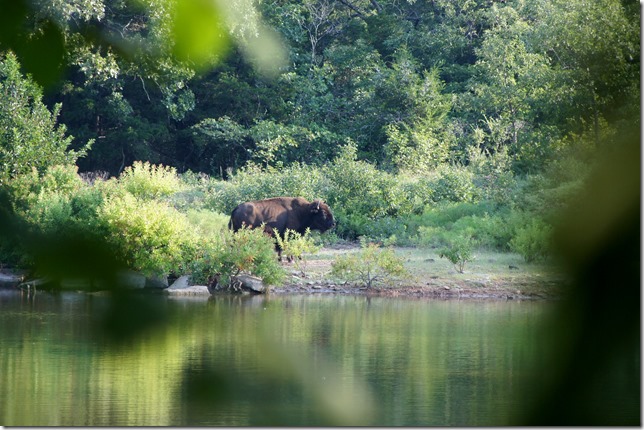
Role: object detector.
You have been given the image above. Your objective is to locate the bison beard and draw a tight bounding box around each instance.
[229,197,335,260]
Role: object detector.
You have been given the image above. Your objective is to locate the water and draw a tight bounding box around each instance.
[0,290,552,426]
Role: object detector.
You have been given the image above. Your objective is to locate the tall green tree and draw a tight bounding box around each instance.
[528,0,640,142]
[0,51,89,185]
[466,3,557,172]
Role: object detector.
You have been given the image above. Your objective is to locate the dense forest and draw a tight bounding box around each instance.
[2,0,639,177]
[0,0,640,283]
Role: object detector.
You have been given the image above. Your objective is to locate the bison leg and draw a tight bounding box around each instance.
[261,226,285,261]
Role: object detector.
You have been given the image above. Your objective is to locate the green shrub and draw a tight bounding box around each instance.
[36,164,84,197]
[406,201,492,237]
[274,228,320,276]
[1,165,106,269]
[427,164,481,203]
[0,52,90,186]
[185,209,230,236]
[13,165,103,238]
[361,216,408,244]
[333,212,368,240]
[323,144,404,219]
[414,225,449,248]
[206,162,326,214]
[468,146,517,206]
[509,218,553,262]
[117,161,185,201]
[98,193,195,276]
[396,175,436,214]
[330,238,408,288]
[23,191,73,236]
[190,226,285,289]
[438,234,476,273]
[8,164,85,212]
[173,171,221,211]
[450,213,514,251]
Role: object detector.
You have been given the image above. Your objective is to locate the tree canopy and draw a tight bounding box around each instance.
[0,0,638,177]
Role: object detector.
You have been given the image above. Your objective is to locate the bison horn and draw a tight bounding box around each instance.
[311,199,321,213]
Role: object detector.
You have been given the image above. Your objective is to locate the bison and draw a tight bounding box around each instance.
[228,197,336,259]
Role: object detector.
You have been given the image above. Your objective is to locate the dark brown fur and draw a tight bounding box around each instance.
[229,197,335,258]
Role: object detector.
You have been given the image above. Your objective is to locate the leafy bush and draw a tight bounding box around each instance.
[450,213,515,251]
[98,193,195,277]
[509,218,553,262]
[396,175,436,214]
[12,165,105,239]
[407,200,543,252]
[438,234,476,273]
[361,216,408,244]
[406,201,492,238]
[206,162,326,214]
[0,52,90,186]
[23,191,74,236]
[190,227,285,289]
[274,228,320,276]
[8,164,84,211]
[427,164,481,203]
[1,166,106,269]
[330,238,408,288]
[468,147,517,206]
[323,144,405,219]
[172,171,217,211]
[514,172,586,219]
[116,161,185,201]
[185,209,230,236]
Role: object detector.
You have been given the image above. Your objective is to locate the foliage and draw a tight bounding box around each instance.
[322,143,414,238]
[7,165,108,260]
[382,65,455,173]
[206,162,326,214]
[509,218,553,263]
[0,0,637,287]
[189,226,285,289]
[116,161,185,201]
[330,238,408,289]
[184,209,230,237]
[409,202,537,253]
[438,234,476,274]
[274,228,321,276]
[98,193,194,277]
[427,164,481,203]
[359,217,408,245]
[0,52,90,185]
[0,0,635,179]
[1,153,567,282]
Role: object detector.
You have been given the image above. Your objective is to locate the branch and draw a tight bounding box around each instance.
[336,0,367,20]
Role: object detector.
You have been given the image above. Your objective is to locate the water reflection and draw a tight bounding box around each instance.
[1,292,552,425]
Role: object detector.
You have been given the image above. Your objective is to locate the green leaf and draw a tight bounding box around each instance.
[170,0,231,70]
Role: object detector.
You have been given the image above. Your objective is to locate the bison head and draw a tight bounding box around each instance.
[309,199,335,233]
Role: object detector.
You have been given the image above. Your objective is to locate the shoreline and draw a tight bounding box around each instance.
[0,245,567,301]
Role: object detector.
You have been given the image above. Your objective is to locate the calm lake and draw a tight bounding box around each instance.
[0,290,566,425]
